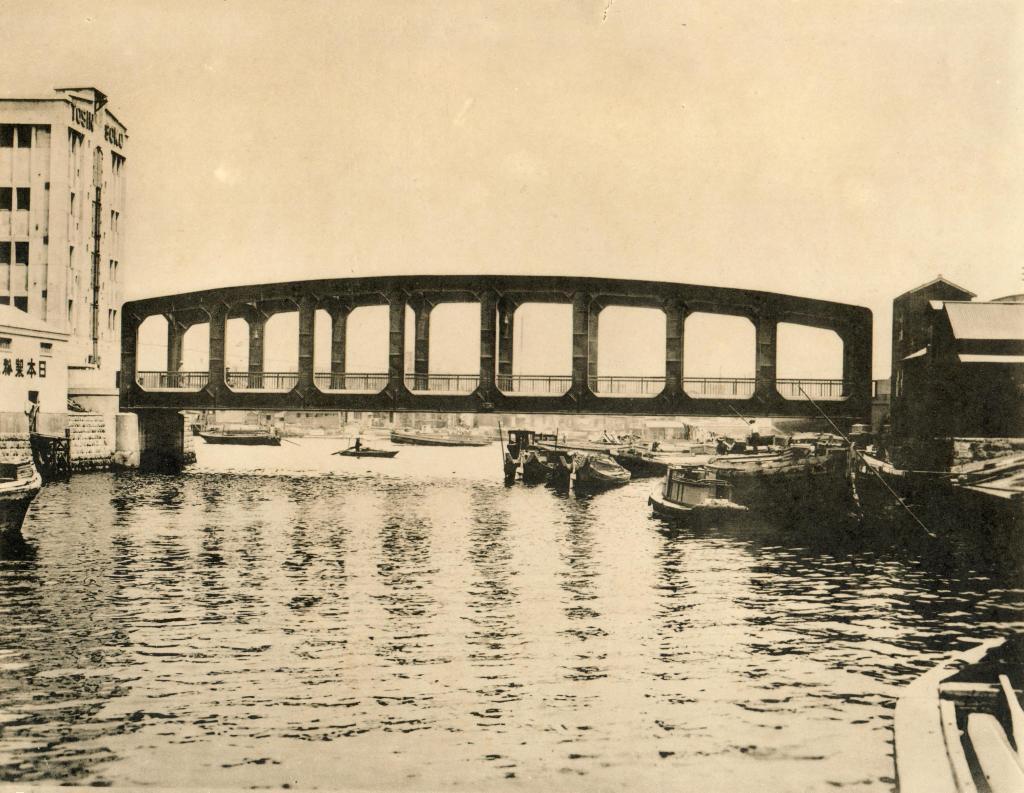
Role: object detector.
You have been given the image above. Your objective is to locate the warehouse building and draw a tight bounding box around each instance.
[0,86,126,416]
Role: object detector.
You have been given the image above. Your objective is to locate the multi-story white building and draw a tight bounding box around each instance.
[0,86,126,409]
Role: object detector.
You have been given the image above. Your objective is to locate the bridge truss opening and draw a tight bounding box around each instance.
[682,313,756,399]
[594,306,666,397]
[776,323,845,400]
[499,302,572,396]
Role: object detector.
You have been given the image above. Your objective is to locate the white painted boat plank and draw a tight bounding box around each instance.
[967,713,1024,793]
[998,674,1024,761]
[939,699,978,793]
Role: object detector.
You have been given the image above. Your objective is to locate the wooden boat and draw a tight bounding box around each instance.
[707,442,850,512]
[894,634,1024,793]
[649,465,748,522]
[851,450,1023,557]
[503,429,560,483]
[333,445,398,458]
[198,427,281,446]
[613,445,711,478]
[0,459,43,536]
[550,451,631,492]
[390,428,491,447]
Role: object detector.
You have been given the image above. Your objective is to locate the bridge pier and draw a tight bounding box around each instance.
[165,314,188,373]
[135,409,192,472]
[387,294,407,396]
[754,311,778,404]
[297,297,315,391]
[497,300,515,385]
[207,304,228,398]
[412,301,431,390]
[478,292,497,402]
[330,305,348,379]
[248,312,266,375]
[571,293,600,402]
[664,300,685,396]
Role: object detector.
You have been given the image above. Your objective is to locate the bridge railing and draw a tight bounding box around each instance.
[592,376,666,396]
[314,372,389,392]
[496,374,573,395]
[683,377,757,398]
[226,372,299,392]
[775,378,848,400]
[404,374,479,393]
[136,371,209,391]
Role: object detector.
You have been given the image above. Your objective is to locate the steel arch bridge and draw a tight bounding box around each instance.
[120,274,872,421]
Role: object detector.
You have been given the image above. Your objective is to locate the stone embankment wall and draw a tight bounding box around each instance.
[0,434,31,464]
[68,413,113,471]
[183,426,196,465]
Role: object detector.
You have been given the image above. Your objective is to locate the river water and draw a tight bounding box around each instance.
[0,438,1021,791]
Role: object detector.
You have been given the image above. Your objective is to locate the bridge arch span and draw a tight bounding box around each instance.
[121,275,871,420]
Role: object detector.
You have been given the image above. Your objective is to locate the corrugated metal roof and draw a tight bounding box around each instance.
[945,302,1024,341]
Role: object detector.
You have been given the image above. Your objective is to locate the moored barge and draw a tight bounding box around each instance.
[0,459,43,536]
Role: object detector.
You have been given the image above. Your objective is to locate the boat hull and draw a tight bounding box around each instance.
[335,449,398,458]
[0,469,43,537]
[198,432,281,446]
[709,448,851,516]
[851,453,1023,558]
[390,431,490,447]
[648,488,748,524]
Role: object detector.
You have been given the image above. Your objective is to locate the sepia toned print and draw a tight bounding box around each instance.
[0,2,1021,792]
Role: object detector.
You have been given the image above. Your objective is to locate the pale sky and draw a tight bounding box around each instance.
[3,0,1022,378]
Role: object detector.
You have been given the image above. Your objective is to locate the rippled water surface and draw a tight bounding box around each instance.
[0,438,1021,791]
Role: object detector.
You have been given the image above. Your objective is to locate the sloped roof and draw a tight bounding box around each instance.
[945,301,1024,341]
[895,276,976,301]
[0,306,68,339]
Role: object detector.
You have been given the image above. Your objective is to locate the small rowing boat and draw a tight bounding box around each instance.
[550,451,631,492]
[0,459,42,536]
[895,634,1024,793]
[333,445,398,459]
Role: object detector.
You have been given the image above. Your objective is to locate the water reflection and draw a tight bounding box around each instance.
[0,444,1019,791]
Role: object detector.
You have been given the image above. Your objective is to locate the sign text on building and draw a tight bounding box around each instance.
[70,105,94,131]
[104,125,124,148]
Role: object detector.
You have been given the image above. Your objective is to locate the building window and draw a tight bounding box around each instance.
[13,296,27,311]
[40,342,52,355]
[0,125,13,147]
[0,188,11,211]
[0,297,9,306]
[14,242,28,265]
[16,126,31,148]
[0,242,9,264]
[68,300,73,324]
[15,188,29,211]
[0,338,10,351]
